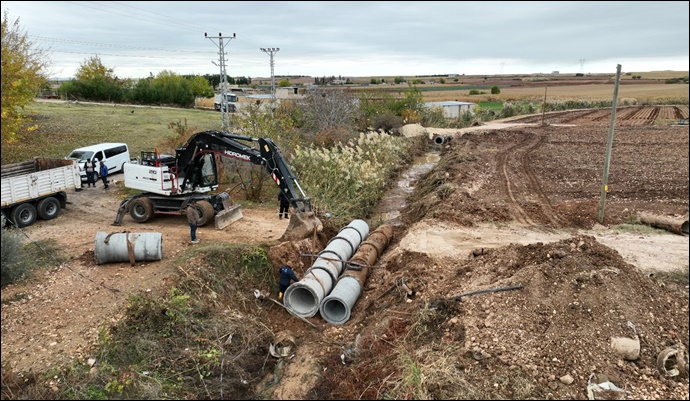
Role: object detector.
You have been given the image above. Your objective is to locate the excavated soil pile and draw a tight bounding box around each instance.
[316,234,688,400]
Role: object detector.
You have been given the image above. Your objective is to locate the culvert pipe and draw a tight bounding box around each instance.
[320,224,393,325]
[433,134,452,145]
[94,231,162,265]
[284,219,369,318]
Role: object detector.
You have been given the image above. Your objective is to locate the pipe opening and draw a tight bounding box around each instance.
[285,286,318,316]
[321,297,349,325]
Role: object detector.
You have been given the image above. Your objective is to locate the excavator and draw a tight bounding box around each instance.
[112,130,320,238]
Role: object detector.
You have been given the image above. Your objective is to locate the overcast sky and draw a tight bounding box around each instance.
[2,1,688,80]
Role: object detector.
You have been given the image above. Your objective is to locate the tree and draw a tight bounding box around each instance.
[188,76,214,98]
[75,55,116,81]
[491,85,501,94]
[298,88,358,140]
[58,55,125,102]
[1,11,50,144]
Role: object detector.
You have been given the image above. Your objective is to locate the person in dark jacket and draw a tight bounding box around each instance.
[186,201,200,244]
[99,160,109,189]
[278,265,299,300]
[278,191,290,220]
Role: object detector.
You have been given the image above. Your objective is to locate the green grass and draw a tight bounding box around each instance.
[477,101,504,111]
[610,222,667,235]
[3,101,224,165]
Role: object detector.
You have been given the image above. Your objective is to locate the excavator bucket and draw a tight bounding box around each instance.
[280,211,322,242]
[215,204,243,229]
[214,192,243,229]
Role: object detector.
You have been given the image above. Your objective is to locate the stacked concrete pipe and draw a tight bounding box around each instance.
[320,224,393,325]
[283,219,369,318]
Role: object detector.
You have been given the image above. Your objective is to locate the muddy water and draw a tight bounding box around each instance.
[371,149,441,226]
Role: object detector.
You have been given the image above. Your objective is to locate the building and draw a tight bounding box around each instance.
[423,101,476,118]
[275,86,303,98]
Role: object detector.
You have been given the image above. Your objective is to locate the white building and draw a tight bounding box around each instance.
[423,101,476,118]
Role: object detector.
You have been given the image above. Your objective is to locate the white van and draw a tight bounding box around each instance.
[66,143,132,182]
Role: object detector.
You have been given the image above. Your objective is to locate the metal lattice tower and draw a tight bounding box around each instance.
[206,32,236,132]
[579,58,586,73]
[260,47,280,103]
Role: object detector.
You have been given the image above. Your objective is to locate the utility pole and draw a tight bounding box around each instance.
[206,32,236,132]
[597,64,622,224]
[260,47,279,103]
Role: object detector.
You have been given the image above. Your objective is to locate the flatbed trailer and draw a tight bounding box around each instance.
[1,158,82,228]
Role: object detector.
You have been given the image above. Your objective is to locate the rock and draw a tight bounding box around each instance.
[560,374,574,385]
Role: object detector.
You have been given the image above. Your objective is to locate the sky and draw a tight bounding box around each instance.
[2,1,688,80]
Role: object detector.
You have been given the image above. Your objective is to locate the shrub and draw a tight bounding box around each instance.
[1,226,28,287]
[491,85,501,94]
[372,111,403,133]
[1,223,67,288]
[291,132,422,227]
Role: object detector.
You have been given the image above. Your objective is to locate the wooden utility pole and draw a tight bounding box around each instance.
[541,85,548,126]
[597,64,622,224]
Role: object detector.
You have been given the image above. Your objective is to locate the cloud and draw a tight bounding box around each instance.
[2,1,688,79]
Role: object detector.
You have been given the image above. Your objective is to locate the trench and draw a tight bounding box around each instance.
[371,147,441,226]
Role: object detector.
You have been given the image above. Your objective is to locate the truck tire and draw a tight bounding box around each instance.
[10,203,37,228]
[129,197,154,223]
[37,197,61,220]
[195,200,215,226]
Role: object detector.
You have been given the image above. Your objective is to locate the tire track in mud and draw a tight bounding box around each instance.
[519,135,566,227]
[496,134,536,225]
[496,132,564,227]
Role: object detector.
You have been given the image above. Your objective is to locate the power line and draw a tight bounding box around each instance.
[67,1,210,34]
[33,35,211,54]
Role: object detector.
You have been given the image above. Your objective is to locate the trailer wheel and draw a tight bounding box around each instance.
[10,203,37,228]
[129,197,154,222]
[37,197,61,220]
[196,200,215,226]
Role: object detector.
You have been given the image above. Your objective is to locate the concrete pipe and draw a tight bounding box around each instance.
[433,135,452,145]
[320,225,393,325]
[94,231,162,265]
[638,212,689,236]
[284,219,369,318]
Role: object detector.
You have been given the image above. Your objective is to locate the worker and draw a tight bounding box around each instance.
[278,190,290,220]
[278,264,299,300]
[98,160,109,189]
[187,201,200,244]
[84,158,97,188]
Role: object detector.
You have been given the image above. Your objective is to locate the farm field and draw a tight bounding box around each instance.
[1,101,689,399]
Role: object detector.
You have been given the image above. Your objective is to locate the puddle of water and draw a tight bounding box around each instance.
[372,150,441,226]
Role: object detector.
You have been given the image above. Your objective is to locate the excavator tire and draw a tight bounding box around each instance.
[129,197,154,223]
[195,200,215,226]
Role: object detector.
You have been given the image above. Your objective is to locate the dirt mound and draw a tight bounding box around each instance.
[324,234,689,399]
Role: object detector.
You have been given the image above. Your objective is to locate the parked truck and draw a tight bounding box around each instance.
[1,158,82,228]
[213,93,238,112]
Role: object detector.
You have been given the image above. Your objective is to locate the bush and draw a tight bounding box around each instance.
[1,224,66,288]
[291,132,422,228]
[1,226,29,287]
[372,111,403,133]
[491,85,501,94]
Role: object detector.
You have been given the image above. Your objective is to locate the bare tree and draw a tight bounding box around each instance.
[297,88,358,134]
